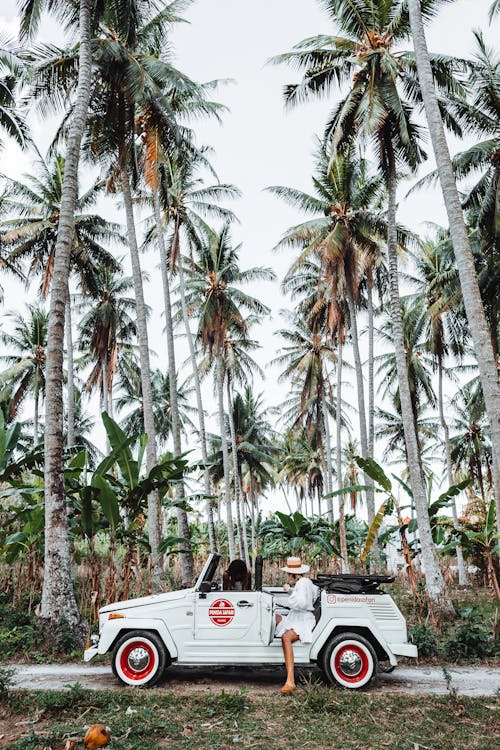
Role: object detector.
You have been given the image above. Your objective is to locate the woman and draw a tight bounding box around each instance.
[275,556,319,693]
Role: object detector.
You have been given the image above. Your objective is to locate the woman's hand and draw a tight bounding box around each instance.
[283,583,291,592]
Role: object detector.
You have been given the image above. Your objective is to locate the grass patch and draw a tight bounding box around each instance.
[0,688,498,750]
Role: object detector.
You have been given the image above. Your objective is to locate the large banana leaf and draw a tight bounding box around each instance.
[485,496,496,537]
[324,484,371,498]
[428,479,470,518]
[356,456,392,492]
[101,412,139,487]
[92,474,120,528]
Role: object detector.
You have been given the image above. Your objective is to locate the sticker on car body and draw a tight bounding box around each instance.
[208,599,235,626]
[327,594,376,604]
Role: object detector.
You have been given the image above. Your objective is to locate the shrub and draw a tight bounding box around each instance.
[409,623,439,657]
[444,621,493,660]
[0,666,15,696]
[0,624,43,659]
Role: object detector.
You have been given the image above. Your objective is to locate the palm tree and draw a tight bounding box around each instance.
[148,149,240,553]
[376,397,438,479]
[376,299,437,456]
[186,222,274,558]
[232,387,276,556]
[77,264,137,415]
[410,230,468,583]
[0,304,48,443]
[139,80,227,577]
[450,381,492,507]
[276,427,326,518]
[32,1,206,586]
[269,142,388,525]
[272,312,337,519]
[0,37,28,149]
[406,0,500,532]
[273,0,461,606]
[22,0,95,630]
[116,364,196,448]
[0,146,120,443]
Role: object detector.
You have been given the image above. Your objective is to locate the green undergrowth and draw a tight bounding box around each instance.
[391,584,500,663]
[0,593,82,663]
[0,685,498,750]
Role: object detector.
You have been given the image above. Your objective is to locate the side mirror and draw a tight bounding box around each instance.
[198,581,211,598]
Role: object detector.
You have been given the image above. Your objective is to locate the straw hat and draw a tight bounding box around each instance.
[280,556,310,575]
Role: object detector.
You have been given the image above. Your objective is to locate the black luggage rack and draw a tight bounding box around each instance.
[313,573,395,595]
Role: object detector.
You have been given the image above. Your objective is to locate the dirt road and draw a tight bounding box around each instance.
[8,663,500,696]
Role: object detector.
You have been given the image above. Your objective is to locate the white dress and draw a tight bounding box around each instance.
[274,577,319,643]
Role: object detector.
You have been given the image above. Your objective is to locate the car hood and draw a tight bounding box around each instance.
[100,588,191,613]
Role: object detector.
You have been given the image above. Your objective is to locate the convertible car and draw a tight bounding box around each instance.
[84,553,417,689]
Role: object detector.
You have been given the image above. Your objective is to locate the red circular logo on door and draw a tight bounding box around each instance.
[208,598,235,626]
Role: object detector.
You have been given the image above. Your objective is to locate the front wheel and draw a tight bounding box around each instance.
[322,632,377,689]
[112,630,168,687]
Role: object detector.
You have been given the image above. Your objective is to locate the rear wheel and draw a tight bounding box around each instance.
[322,632,377,689]
[112,631,168,687]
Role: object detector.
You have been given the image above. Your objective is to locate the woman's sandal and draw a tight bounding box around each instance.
[279,683,296,694]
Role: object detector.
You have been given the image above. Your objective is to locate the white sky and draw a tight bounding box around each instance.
[0,1,497,513]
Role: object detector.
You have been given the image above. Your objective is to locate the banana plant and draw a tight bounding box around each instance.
[442,497,500,599]
[89,413,190,533]
[0,412,43,483]
[350,457,469,569]
[259,510,340,558]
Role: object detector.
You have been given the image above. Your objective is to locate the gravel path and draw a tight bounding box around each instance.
[8,663,500,696]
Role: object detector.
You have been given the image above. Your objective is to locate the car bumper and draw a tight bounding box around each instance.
[84,645,99,662]
[388,643,418,658]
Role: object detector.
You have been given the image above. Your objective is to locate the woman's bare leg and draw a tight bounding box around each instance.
[280,629,299,693]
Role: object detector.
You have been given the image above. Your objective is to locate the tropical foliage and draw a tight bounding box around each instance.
[0,0,499,640]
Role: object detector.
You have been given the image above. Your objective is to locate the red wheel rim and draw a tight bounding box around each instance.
[333,644,370,684]
[119,640,156,681]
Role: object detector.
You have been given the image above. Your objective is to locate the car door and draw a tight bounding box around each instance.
[194,590,261,643]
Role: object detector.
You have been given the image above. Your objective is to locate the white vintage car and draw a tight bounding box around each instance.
[84,553,417,689]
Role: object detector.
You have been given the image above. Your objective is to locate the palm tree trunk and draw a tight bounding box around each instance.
[367,280,375,460]
[65,290,76,448]
[438,359,468,586]
[249,490,257,557]
[336,340,350,573]
[386,154,451,609]
[345,284,375,526]
[153,192,193,586]
[40,0,92,629]
[177,245,217,553]
[119,160,162,592]
[34,382,39,446]
[407,0,500,531]
[323,388,334,523]
[226,375,249,565]
[216,355,236,559]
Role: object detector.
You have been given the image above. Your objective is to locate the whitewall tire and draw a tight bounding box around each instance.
[112,631,167,687]
[322,633,377,689]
